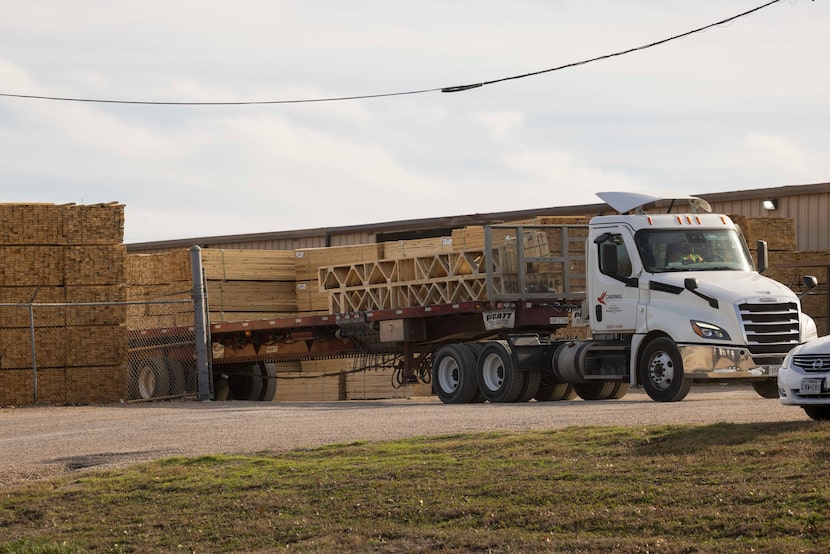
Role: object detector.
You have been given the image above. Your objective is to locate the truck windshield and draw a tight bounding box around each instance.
[635,229,753,273]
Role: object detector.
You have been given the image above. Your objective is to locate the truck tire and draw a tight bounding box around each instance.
[433,344,479,404]
[638,337,692,402]
[534,377,576,402]
[515,370,541,403]
[477,341,525,403]
[131,358,170,400]
[803,406,830,421]
[610,383,630,399]
[573,381,616,401]
[167,359,188,396]
[751,379,779,399]
[465,343,487,403]
[258,362,278,402]
[227,363,263,401]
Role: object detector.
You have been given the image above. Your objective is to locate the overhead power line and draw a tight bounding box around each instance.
[0,0,787,107]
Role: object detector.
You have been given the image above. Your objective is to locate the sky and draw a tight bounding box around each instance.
[1,1,828,244]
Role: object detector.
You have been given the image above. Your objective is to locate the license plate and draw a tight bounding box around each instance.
[799,378,823,395]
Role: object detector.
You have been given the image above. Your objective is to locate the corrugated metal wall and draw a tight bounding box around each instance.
[127,183,830,253]
[706,185,830,252]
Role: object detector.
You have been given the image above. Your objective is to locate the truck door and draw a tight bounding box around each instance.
[590,228,640,333]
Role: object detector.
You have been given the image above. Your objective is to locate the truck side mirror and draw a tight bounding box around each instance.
[756,240,768,274]
[800,275,818,299]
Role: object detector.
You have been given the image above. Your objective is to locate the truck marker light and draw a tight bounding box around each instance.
[695,216,702,224]
[647,216,653,225]
[676,216,682,224]
[686,216,693,225]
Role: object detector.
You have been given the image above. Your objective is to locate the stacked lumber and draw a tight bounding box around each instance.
[382,236,454,259]
[0,202,127,406]
[346,368,432,400]
[767,250,830,336]
[275,358,347,401]
[295,244,383,315]
[730,215,797,251]
[127,249,193,329]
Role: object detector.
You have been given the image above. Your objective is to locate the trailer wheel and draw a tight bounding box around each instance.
[638,337,692,402]
[477,341,525,403]
[131,358,170,400]
[433,344,479,404]
[751,379,779,399]
[803,406,830,421]
[465,344,487,403]
[227,363,263,401]
[573,381,616,401]
[515,370,541,402]
[259,362,278,402]
[167,359,188,396]
[534,377,576,402]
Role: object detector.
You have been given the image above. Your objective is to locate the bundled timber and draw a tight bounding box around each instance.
[730,215,797,251]
[201,249,295,281]
[294,243,383,281]
[0,202,128,406]
[346,368,432,400]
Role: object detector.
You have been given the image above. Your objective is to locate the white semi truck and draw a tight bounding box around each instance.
[140,192,816,404]
[432,192,818,403]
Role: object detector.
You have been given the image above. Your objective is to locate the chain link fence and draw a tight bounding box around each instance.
[127,290,200,402]
[0,291,201,406]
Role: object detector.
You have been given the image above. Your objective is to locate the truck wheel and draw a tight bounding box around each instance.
[167,359,188,396]
[477,341,525,403]
[610,383,630,399]
[751,379,779,399]
[433,344,479,404]
[803,406,830,421]
[227,363,263,401]
[515,370,541,402]
[258,362,278,401]
[534,377,576,401]
[131,358,170,400]
[574,382,616,401]
[639,338,692,402]
[465,344,487,403]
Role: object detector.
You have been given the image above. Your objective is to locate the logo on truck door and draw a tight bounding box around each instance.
[597,291,622,305]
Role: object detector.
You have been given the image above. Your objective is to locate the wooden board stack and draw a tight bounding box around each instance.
[0,202,127,406]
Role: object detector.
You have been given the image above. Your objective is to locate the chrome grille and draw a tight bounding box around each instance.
[793,354,830,372]
[738,301,800,361]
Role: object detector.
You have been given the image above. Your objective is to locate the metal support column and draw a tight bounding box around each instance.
[191,246,212,401]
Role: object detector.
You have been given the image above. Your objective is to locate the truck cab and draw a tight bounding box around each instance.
[575,192,817,400]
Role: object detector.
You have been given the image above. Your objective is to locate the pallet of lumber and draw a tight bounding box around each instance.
[346,368,432,400]
[382,237,454,260]
[730,215,797,251]
[274,372,345,401]
[201,249,295,281]
[206,281,297,313]
[295,244,383,281]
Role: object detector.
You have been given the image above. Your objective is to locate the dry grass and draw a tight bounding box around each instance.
[2,421,830,553]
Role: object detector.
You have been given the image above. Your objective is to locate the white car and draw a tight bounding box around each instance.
[778,334,830,420]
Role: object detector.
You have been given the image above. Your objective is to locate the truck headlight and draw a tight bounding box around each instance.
[691,320,731,340]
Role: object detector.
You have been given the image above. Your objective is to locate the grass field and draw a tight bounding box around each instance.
[1,421,830,553]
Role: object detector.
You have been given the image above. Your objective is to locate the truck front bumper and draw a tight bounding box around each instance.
[679,344,774,380]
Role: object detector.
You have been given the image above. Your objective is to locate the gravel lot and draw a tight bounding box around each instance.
[0,384,811,485]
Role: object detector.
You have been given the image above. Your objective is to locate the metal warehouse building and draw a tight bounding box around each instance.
[126,182,830,254]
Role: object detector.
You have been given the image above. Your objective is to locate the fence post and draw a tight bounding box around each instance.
[190,246,212,401]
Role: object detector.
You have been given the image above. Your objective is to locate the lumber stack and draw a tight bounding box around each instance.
[731,215,797,252]
[126,249,194,329]
[0,202,127,406]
